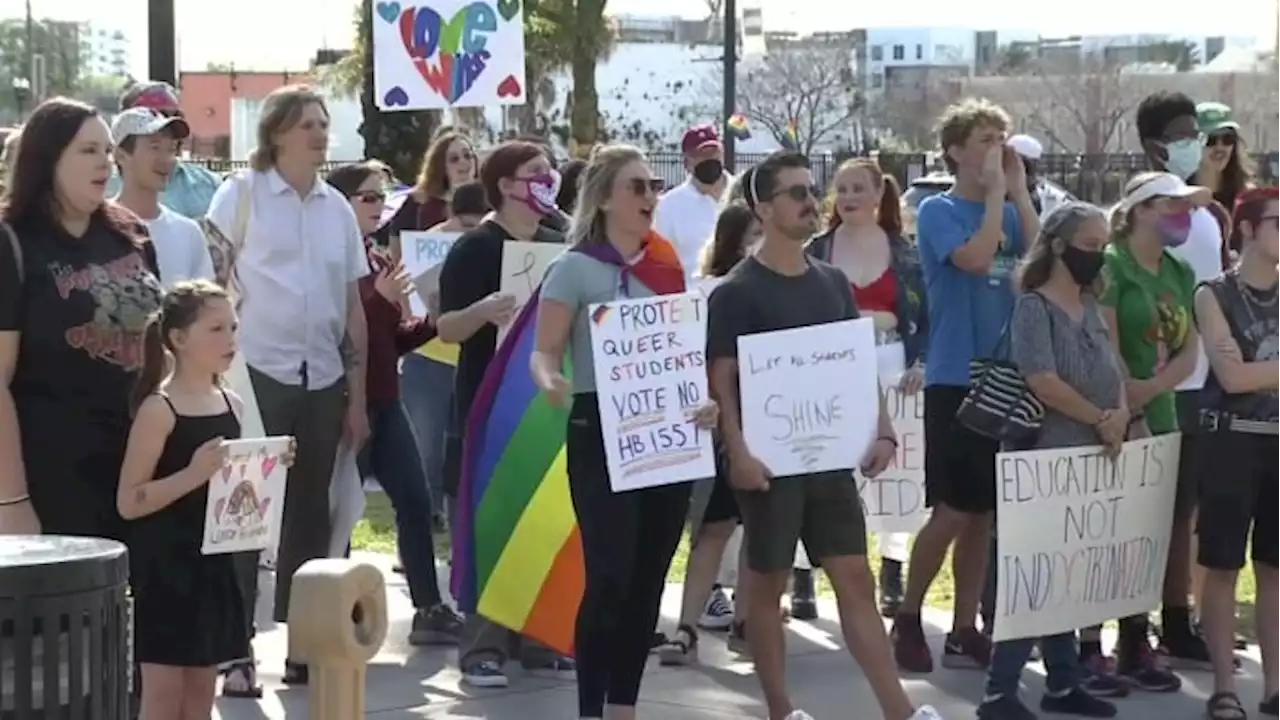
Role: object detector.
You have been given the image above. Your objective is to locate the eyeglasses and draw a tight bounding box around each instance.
[627,177,665,196]
[354,190,386,204]
[448,152,474,164]
[768,184,820,203]
[1206,133,1237,148]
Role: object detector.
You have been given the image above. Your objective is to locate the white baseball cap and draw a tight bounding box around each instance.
[1007,134,1043,161]
[1117,172,1212,213]
[110,107,190,145]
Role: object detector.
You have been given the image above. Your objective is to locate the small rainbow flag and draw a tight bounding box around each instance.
[782,118,800,150]
[728,113,751,140]
[450,291,583,655]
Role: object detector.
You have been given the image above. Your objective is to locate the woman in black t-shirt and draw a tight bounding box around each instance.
[0,97,163,537]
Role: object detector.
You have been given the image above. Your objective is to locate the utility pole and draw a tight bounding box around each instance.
[148,0,178,86]
[720,0,737,171]
[23,0,33,93]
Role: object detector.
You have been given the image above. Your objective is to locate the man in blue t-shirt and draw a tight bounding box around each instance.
[889,99,1040,675]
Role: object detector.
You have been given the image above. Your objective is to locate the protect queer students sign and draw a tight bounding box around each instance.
[588,292,716,492]
[400,231,459,317]
[856,380,927,533]
[737,318,879,478]
[992,434,1181,641]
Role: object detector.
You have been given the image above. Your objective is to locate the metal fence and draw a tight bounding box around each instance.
[194,151,1279,207]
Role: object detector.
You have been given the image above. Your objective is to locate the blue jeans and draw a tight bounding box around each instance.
[367,398,442,609]
[400,354,455,509]
[986,632,1081,699]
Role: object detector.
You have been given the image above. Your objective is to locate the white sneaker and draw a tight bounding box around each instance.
[698,586,735,630]
[784,711,815,720]
[909,705,944,719]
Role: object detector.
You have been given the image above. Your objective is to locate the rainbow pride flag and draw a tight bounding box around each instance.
[450,290,583,656]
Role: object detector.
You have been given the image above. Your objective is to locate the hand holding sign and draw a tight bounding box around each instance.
[477,292,518,326]
[728,447,772,492]
[375,263,414,303]
[190,437,229,484]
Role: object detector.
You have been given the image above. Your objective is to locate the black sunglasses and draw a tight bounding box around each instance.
[768,184,820,203]
[627,177,665,196]
[1206,133,1237,148]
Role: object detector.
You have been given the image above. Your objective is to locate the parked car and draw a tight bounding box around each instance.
[900,171,1076,238]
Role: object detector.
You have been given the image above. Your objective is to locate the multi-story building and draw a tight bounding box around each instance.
[77,23,131,78]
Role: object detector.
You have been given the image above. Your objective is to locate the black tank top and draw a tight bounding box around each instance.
[1200,270,1279,425]
[130,390,243,554]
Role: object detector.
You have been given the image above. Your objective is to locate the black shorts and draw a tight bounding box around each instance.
[1195,430,1278,571]
[1174,391,1202,521]
[704,445,741,525]
[923,385,1000,514]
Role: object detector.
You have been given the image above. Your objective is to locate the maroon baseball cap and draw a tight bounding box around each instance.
[681,124,722,155]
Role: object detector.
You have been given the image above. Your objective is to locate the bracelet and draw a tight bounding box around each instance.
[0,493,30,507]
[876,435,899,449]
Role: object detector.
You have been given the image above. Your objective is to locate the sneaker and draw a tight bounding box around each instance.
[891,613,934,673]
[727,620,750,656]
[1156,623,1213,671]
[941,627,992,670]
[1039,687,1117,717]
[879,558,905,618]
[909,705,944,719]
[408,604,463,646]
[699,586,735,631]
[461,659,509,688]
[521,654,576,680]
[977,695,1037,720]
[1117,644,1181,693]
[790,569,818,621]
[783,711,815,720]
[1078,654,1129,698]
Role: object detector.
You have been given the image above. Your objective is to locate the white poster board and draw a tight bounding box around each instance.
[992,433,1181,641]
[497,241,564,346]
[856,381,927,533]
[224,355,265,439]
[589,292,716,492]
[737,318,879,477]
[401,231,459,316]
[371,0,528,111]
[202,437,292,555]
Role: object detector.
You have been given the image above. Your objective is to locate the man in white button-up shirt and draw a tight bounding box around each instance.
[204,85,369,693]
[653,124,733,282]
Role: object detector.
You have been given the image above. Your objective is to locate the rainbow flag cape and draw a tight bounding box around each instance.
[450,290,583,655]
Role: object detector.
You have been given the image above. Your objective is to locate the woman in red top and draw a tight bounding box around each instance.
[806,157,929,618]
[325,163,464,645]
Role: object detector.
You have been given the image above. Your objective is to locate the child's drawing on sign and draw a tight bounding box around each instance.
[497,241,564,346]
[202,437,293,555]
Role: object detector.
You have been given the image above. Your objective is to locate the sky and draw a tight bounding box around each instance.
[1,0,1276,77]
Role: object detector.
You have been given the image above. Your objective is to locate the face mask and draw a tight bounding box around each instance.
[1060,245,1105,286]
[519,170,560,216]
[692,158,724,185]
[1156,211,1192,247]
[1162,138,1203,180]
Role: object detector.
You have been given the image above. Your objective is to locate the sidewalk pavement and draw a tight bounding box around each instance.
[214,553,1267,719]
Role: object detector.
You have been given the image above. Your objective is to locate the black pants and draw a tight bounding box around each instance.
[566,394,690,717]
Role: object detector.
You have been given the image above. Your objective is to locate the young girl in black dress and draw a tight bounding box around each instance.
[116,280,266,719]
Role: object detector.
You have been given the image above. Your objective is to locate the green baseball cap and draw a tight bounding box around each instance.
[1197,102,1240,134]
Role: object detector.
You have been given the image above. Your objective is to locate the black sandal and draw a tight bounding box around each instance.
[220,661,263,699]
[657,623,699,667]
[1260,693,1277,716]
[282,659,309,686]
[1207,691,1248,720]
[648,631,668,652]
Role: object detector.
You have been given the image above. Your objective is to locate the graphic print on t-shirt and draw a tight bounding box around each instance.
[52,252,163,370]
[1147,290,1191,375]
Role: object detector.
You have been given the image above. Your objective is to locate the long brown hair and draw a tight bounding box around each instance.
[132,280,231,413]
[249,85,328,172]
[414,131,474,200]
[824,158,903,237]
[699,202,755,278]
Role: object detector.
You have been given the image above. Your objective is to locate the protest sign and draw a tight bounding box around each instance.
[400,231,459,316]
[856,381,927,533]
[589,292,715,492]
[737,318,879,477]
[992,433,1181,641]
[202,437,292,555]
[498,242,564,347]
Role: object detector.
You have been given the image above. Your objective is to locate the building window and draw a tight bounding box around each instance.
[892,44,904,61]
[871,73,884,89]
[916,44,923,60]
[871,45,883,61]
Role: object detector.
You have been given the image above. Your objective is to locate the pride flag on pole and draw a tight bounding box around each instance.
[450,291,583,655]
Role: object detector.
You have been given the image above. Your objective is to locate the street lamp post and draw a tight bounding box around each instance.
[721,0,738,171]
[148,0,178,86]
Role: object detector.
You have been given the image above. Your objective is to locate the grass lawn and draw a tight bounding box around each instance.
[353,491,1258,621]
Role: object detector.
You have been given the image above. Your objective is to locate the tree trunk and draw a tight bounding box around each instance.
[569,0,605,157]
[356,0,436,182]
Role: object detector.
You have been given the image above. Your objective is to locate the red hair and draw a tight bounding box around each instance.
[1231,186,1279,250]
[823,158,903,237]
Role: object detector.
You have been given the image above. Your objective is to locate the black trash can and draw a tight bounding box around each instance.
[0,535,131,720]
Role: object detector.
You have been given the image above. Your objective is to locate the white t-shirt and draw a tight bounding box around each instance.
[143,206,216,288]
[653,178,728,283]
[1168,207,1224,390]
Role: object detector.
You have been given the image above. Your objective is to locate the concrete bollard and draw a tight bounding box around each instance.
[287,559,389,720]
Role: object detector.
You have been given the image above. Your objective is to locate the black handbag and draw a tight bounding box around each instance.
[955,293,1050,443]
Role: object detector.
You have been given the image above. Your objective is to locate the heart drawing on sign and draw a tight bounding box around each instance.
[383,86,409,107]
[214,497,226,522]
[260,455,278,480]
[496,0,521,22]
[399,4,498,102]
[220,465,233,484]
[257,497,272,520]
[375,1,401,23]
[497,75,522,98]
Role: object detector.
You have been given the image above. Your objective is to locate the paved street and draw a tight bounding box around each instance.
[214,553,1267,719]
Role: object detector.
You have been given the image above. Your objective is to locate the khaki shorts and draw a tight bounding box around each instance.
[737,471,868,573]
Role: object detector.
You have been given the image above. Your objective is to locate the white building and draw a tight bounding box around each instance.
[78,23,131,78]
